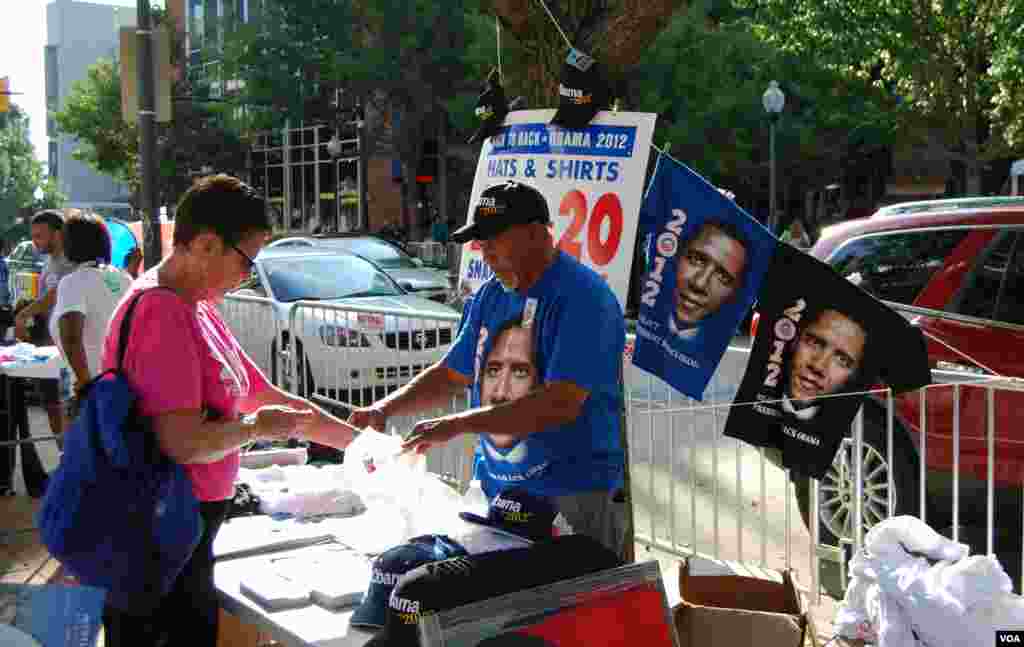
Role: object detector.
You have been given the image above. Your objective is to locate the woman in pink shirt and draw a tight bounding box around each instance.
[100,174,358,647]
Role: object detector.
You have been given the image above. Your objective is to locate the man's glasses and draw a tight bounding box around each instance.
[231,244,255,270]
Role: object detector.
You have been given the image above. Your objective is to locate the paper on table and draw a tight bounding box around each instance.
[213,515,336,560]
[268,546,372,609]
[239,571,311,611]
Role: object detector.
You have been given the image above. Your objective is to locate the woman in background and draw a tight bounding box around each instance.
[50,212,131,408]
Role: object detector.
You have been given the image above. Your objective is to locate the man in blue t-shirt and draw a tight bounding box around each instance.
[349,181,627,558]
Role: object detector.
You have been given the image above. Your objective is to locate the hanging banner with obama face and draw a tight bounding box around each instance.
[722,244,931,479]
[631,155,777,400]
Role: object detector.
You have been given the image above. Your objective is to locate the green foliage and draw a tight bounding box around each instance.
[220,0,489,162]
[53,58,139,191]
[732,0,1024,162]
[53,23,249,207]
[34,176,66,211]
[0,105,47,230]
[633,4,898,187]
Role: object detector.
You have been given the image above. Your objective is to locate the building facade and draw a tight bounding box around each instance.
[45,0,133,204]
[183,0,473,237]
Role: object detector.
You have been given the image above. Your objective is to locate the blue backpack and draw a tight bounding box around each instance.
[37,288,203,613]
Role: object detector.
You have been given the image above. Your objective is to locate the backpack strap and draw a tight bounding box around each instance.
[116,287,178,372]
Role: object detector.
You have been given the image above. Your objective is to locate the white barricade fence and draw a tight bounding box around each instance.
[629,342,1024,604]
[219,294,283,384]
[286,300,469,482]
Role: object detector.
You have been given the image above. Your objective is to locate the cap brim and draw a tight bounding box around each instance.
[458,512,537,543]
[364,631,398,647]
[550,105,600,130]
[468,119,505,145]
[455,527,534,554]
[449,224,479,244]
[350,585,390,629]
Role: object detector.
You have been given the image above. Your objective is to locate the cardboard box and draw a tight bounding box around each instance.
[673,557,817,647]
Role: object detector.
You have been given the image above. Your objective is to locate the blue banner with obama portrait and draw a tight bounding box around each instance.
[722,244,931,479]
[632,155,777,400]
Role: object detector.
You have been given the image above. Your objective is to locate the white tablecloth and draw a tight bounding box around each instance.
[0,346,64,381]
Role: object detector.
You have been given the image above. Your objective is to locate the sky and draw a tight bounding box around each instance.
[3,0,139,164]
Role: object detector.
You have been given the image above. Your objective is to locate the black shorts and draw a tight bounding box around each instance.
[37,378,60,404]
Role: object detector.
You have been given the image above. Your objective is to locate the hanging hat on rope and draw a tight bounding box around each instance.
[469,68,510,144]
[550,48,609,130]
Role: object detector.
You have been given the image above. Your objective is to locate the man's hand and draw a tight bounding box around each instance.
[401,416,463,455]
[347,405,387,432]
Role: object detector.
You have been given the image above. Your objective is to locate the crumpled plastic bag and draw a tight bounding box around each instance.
[259,487,365,520]
[342,428,465,541]
[864,515,968,562]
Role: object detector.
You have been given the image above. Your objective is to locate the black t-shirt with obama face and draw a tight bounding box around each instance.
[723,244,930,479]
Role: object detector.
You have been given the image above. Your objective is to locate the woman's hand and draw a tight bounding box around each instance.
[251,405,315,442]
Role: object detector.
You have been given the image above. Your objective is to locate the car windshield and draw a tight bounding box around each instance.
[323,238,418,269]
[261,254,403,302]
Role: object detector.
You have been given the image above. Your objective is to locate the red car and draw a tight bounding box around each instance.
[757,198,1024,549]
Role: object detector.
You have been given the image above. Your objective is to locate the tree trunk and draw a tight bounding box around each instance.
[488,1,687,106]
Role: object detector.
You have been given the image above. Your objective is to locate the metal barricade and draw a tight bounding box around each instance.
[628,342,1024,606]
[218,294,284,386]
[286,301,467,480]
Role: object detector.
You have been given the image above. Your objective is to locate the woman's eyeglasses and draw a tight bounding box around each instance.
[231,244,255,270]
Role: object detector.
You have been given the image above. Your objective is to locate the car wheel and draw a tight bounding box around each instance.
[794,407,920,547]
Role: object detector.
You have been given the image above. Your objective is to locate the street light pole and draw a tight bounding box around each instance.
[770,120,777,234]
[762,80,785,235]
[137,0,160,268]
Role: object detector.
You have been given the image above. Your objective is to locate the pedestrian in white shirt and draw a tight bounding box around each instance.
[50,212,131,404]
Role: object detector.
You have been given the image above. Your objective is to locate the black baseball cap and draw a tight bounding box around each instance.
[550,48,609,130]
[468,68,510,145]
[450,182,551,244]
[350,534,466,629]
[458,487,558,543]
[365,535,622,647]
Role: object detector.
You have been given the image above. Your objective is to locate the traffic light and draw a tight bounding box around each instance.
[0,77,10,113]
[416,139,438,184]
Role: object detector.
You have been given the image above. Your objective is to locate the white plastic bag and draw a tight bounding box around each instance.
[342,428,467,541]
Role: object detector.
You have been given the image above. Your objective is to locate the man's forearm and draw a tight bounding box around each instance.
[455,382,586,441]
[18,291,56,321]
[375,361,469,418]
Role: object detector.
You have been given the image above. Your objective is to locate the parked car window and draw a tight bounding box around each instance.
[13,242,35,262]
[262,255,402,302]
[949,230,1022,324]
[324,238,419,269]
[825,229,970,304]
[997,237,1024,326]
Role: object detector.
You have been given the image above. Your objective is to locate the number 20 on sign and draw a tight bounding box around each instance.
[470,189,624,270]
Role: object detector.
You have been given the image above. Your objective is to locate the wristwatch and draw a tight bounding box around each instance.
[240,412,258,444]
